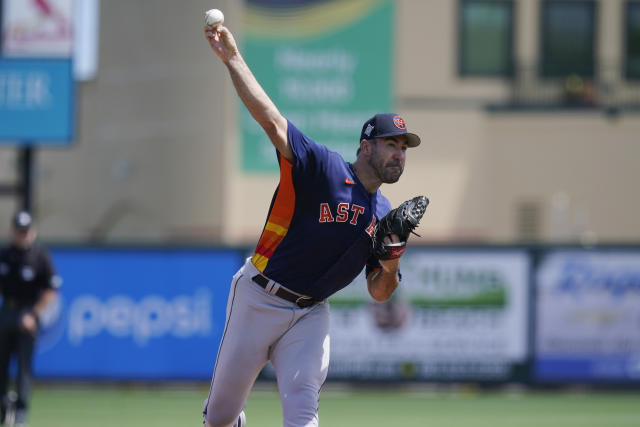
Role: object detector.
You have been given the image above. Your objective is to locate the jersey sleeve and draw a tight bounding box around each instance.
[286,119,331,174]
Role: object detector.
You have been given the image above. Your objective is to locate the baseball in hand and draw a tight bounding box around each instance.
[205,9,224,27]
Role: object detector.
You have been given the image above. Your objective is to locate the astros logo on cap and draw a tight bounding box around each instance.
[393,116,406,130]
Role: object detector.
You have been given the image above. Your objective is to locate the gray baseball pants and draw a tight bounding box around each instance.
[203,258,330,427]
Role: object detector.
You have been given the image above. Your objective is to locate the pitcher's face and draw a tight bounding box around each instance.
[368,136,408,183]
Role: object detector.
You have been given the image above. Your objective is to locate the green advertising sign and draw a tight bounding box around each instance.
[242,0,393,171]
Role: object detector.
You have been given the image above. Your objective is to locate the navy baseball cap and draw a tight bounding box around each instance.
[360,113,421,147]
[13,211,33,230]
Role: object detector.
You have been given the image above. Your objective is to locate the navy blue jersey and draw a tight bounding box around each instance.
[251,120,391,300]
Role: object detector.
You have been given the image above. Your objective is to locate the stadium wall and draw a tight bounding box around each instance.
[17,244,639,386]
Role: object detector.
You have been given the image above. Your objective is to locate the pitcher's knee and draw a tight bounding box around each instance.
[280,386,320,426]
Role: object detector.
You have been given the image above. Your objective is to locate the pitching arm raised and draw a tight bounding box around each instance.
[204,24,293,162]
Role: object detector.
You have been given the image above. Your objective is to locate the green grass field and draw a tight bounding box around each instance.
[27,382,640,427]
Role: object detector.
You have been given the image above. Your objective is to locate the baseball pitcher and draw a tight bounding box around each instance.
[203,16,427,427]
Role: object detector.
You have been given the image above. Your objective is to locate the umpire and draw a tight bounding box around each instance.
[0,211,61,426]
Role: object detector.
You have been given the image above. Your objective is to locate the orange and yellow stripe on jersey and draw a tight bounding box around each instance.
[251,158,295,272]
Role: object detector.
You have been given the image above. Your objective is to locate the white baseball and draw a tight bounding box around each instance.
[205,9,224,27]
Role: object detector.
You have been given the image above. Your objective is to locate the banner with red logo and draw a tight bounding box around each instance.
[1,0,74,57]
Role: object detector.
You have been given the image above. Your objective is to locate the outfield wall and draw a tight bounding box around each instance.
[17,245,640,385]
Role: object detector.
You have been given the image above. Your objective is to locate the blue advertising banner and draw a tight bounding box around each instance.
[34,247,245,380]
[535,250,640,383]
[0,58,75,143]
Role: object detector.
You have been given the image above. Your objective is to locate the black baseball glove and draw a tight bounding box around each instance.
[372,195,429,260]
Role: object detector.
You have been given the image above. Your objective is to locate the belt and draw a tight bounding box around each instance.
[251,274,317,308]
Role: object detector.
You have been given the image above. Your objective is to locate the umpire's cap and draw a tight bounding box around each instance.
[13,210,33,230]
[360,113,421,147]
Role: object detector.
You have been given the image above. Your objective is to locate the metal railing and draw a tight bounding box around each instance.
[489,62,640,113]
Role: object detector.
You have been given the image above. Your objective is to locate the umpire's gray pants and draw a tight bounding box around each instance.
[203,258,330,427]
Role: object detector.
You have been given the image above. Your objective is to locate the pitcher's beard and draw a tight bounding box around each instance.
[379,163,403,183]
